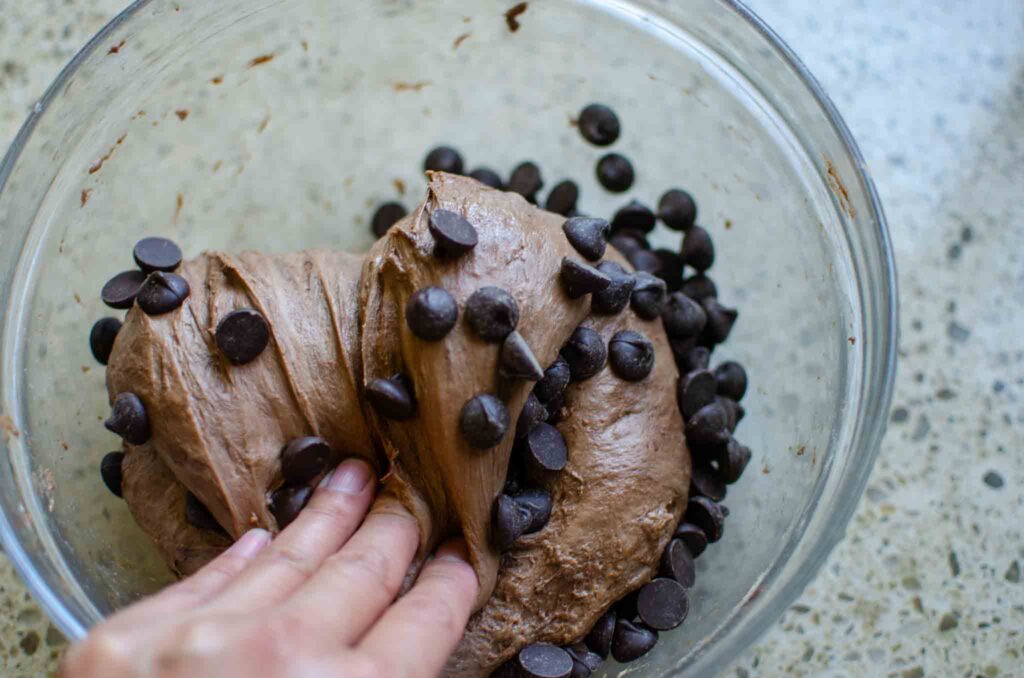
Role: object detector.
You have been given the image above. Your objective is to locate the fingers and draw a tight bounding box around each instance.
[281,502,421,645]
[355,538,479,677]
[208,458,376,613]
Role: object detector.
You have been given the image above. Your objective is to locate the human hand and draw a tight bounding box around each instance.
[62,458,479,678]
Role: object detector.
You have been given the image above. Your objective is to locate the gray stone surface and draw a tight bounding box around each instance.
[0,1,1021,676]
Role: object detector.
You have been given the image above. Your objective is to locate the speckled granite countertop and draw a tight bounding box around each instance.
[0,1,1021,676]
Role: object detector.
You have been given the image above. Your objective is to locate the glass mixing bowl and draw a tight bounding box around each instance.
[0,0,896,674]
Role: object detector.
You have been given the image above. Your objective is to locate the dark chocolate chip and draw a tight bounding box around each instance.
[494,493,531,550]
[515,392,548,439]
[561,326,607,382]
[492,662,519,678]
[611,619,658,663]
[136,272,190,315]
[133,237,183,273]
[562,217,609,261]
[516,488,553,534]
[460,394,510,449]
[578,103,621,147]
[215,308,270,365]
[608,330,655,382]
[469,167,504,190]
[270,485,313,529]
[714,361,748,401]
[105,392,150,445]
[629,272,667,320]
[674,522,708,557]
[615,589,640,621]
[518,643,574,678]
[509,162,544,201]
[428,209,478,257]
[676,345,711,373]
[585,609,617,658]
[544,393,566,423]
[686,400,732,448]
[501,331,545,381]
[717,437,752,484]
[660,538,696,587]
[611,201,656,233]
[627,248,661,275]
[524,422,568,472]
[405,287,458,341]
[100,451,124,498]
[281,436,336,485]
[689,458,727,501]
[596,153,635,193]
[534,356,570,404]
[700,297,738,345]
[89,317,122,365]
[681,225,715,272]
[680,274,717,301]
[637,578,689,630]
[609,232,645,258]
[653,249,685,291]
[677,369,717,419]
[424,146,464,174]
[561,258,612,299]
[662,292,707,339]
[658,189,697,231]
[565,644,603,678]
[686,495,726,542]
[371,202,407,238]
[546,180,580,216]
[101,270,147,309]
[591,261,636,315]
[366,375,416,421]
[716,395,741,432]
[465,286,519,341]
[185,492,224,532]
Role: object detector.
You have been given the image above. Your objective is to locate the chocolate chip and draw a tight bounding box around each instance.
[662,292,707,339]
[596,153,634,193]
[660,538,696,587]
[562,217,609,261]
[366,375,416,420]
[494,493,531,550]
[428,209,478,257]
[608,330,654,382]
[611,201,656,233]
[469,167,504,189]
[405,287,458,341]
[700,297,738,345]
[561,258,612,299]
[101,270,147,309]
[585,609,617,658]
[281,436,336,485]
[509,161,544,201]
[518,643,574,678]
[565,644,603,678]
[689,459,727,501]
[100,451,124,498]
[680,274,717,300]
[501,331,545,381]
[371,202,407,238]
[658,189,697,231]
[89,317,122,365]
[534,356,570,404]
[185,492,225,532]
[460,394,510,448]
[714,361,748,401]
[676,345,711,373]
[677,369,717,419]
[215,308,270,365]
[686,495,726,542]
[136,272,190,315]
[686,400,731,448]
[674,522,708,557]
[133,237,182,273]
[515,392,548,439]
[578,103,621,147]
[465,286,519,341]
[681,225,715,272]
[270,485,313,529]
[716,395,743,432]
[591,261,636,315]
[616,590,640,620]
[637,578,689,630]
[524,422,568,472]
[546,180,580,216]
[424,146,464,174]
[105,392,150,445]
[561,326,607,382]
[544,392,566,423]
[653,249,685,291]
[629,271,667,320]
[627,248,661,275]
[717,437,752,484]
[609,232,646,258]
[516,488,553,534]
[611,619,658,663]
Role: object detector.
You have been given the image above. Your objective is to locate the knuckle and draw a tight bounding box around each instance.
[328,544,395,591]
[346,654,389,678]
[408,593,462,637]
[63,630,133,676]
[262,542,318,579]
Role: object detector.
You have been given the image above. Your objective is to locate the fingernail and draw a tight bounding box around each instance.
[326,458,373,494]
[231,528,271,558]
[434,537,471,564]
